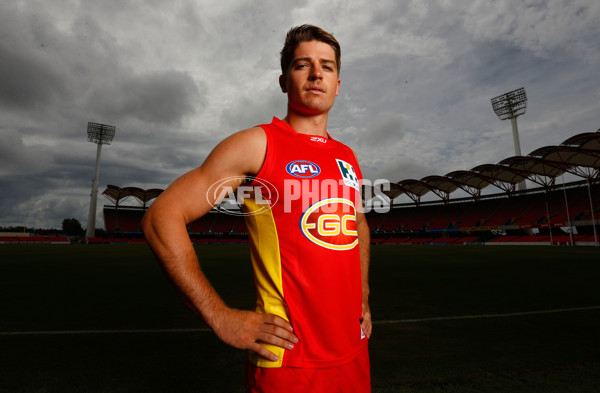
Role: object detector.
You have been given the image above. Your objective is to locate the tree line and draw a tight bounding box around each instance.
[1,218,105,237]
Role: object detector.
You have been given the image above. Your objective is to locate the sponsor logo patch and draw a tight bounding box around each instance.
[336,159,359,190]
[299,198,358,251]
[286,160,321,178]
[310,136,328,144]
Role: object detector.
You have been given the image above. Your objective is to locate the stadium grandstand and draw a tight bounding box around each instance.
[0,233,70,245]
[98,130,600,246]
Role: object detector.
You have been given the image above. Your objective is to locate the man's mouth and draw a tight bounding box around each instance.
[306,85,325,94]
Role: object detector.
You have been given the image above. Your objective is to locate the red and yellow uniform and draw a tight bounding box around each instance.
[243,117,368,372]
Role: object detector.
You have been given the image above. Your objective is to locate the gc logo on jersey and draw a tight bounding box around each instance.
[299,198,358,251]
[336,159,359,190]
[286,160,321,178]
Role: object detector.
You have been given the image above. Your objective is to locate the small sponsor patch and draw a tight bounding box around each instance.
[336,159,359,190]
[310,136,328,144]
[286,160,321,178]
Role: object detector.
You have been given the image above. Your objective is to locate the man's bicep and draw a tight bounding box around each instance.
[152,127,267,224]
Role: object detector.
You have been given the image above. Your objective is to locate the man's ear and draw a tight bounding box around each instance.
[279,75,287,93]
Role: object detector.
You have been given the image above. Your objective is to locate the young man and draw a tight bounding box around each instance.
[142,25,372,392]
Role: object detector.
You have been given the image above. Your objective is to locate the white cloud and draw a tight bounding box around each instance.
[457,0,600,61]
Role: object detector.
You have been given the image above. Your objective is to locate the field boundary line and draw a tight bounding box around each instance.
[2,306,599,336]
[374,305,600,325]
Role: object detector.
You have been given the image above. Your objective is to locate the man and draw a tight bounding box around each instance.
[142,25,372,392]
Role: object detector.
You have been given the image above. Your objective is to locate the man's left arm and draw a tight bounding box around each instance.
[356,209,372,339]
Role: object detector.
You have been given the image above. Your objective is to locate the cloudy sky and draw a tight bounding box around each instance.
[1,0,599,229]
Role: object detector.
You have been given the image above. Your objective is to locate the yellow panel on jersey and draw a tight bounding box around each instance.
[243,196,289,368]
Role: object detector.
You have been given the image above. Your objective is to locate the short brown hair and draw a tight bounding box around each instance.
[280,25,341,76]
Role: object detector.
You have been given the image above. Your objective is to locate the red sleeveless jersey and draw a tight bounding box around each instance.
[243,117,367,368]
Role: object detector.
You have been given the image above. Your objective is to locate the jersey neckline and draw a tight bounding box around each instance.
[271,117,335,143]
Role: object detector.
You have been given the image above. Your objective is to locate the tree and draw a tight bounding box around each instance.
[62,218,84,235]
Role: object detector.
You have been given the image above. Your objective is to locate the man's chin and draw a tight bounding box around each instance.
[296,100,334,115]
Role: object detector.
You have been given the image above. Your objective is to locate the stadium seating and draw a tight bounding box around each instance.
[103,207,144,233]
[0,236,20,244]
[0,236,71,244]
[187,214,215,234]
[93,180,599,246]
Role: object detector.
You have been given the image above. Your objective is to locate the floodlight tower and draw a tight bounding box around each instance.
[491,87,528,190]
[85,122,116,239]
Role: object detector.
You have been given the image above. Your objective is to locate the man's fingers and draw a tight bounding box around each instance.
[257,331,296,350]
[361,304,373,339]
[259,316,299,345]
[361,319,372,339]
[213,309,299,361]
[250,315,298,362]
[249,342,279,362]
[262,314,294,332]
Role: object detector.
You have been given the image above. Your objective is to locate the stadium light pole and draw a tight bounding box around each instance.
[85,122,116,240]
[560,174,575,246]
[491,87,528,191]
[586,178,599,247]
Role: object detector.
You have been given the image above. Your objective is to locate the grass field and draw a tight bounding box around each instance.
[1,244,599,392]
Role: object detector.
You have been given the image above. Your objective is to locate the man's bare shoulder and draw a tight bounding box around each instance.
[221,126,266,149]
[237,126,265,140]
[204,126,267,176]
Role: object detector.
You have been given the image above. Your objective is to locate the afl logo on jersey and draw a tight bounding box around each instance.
[299,198,358,251]
[286,160,321,178]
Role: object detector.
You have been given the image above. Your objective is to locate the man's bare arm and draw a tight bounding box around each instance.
[141,127,297,362]
[353,151,372,339]
[356,209,372,339]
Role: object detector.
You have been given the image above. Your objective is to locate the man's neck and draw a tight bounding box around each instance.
[282,112,329,137]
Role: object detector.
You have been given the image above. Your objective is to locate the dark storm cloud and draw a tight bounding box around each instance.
[0,128,53,176]
[0,42,68,111]
[88,70,206,126]
[219,87,286,131]
[0,170,87,228]
[358,117,405,149]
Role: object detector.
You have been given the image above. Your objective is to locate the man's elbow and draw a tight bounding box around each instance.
[141,204,189,241]
[140,208,157,240]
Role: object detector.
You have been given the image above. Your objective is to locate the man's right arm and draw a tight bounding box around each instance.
[141,127,297,362]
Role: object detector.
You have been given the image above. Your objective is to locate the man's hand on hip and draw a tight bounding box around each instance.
[213,308,298,362]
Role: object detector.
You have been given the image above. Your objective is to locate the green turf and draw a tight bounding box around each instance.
[1,244,599,392]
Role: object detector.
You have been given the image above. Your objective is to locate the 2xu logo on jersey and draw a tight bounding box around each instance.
[300,198,358,251]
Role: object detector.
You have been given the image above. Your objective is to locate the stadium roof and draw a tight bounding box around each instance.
[383,130,600,204]
[102,185,163,207]
[529,146,600,180]
[498,156,569,187]
[445,170,490,197]
[106,130,600,206]
[561,132,600,150]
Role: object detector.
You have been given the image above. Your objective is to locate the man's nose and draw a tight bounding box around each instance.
[309,65,323,80]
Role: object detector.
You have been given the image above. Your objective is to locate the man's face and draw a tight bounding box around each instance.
[280,40,340,116]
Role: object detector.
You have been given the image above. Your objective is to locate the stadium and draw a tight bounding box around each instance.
[2,2,599,391]
[2,98,600,393]
[2,134,600,392]
[87,130,600,247]
[1,126,599,392]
